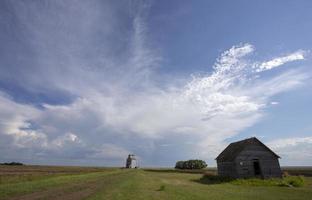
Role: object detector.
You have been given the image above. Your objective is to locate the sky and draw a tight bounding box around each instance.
[0,0,312,167]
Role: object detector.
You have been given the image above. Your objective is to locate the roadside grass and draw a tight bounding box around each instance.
[199,174,306,187]
[232,176,305,187]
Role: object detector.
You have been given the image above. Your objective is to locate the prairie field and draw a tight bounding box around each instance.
[0,165,311,200]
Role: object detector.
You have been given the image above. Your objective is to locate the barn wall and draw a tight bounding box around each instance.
[259,158,282,178]
[235,144,282,178]
[217,161,237,177]
[234,160,254,178]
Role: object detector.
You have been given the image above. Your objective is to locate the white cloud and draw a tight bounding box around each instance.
[90,144,130,160]
[267,137,312,165]
[51,132,81,148]
[0,42,308,165]
[255,51,305,72]
[0,92,46,148]
[268,137,312,149]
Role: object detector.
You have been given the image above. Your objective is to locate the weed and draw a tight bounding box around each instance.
[158,185,166,191]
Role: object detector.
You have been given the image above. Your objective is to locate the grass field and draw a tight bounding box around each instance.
[0,165,311,200]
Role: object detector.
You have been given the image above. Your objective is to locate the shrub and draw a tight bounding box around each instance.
[158,185,166,191]
[175,159,207,169]
[283,176,305,187]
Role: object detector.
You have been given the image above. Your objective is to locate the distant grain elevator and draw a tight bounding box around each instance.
[216,137,282,178]
[126,154,138,168]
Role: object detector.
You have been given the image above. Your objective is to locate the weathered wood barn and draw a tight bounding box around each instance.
[216,137,282,178]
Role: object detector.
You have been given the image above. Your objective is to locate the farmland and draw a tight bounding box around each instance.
[0,165,311,200]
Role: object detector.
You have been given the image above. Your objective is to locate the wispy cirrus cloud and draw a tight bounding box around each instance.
[255,50,305,72]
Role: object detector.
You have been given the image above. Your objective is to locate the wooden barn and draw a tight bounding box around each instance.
[216,137,282,178]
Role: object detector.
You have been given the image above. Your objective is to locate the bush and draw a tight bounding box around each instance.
[175,159,207,169]
[283,176,305,187]
[158,185,166,191]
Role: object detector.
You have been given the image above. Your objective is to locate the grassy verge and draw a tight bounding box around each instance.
[232,176,305,187]
[199,174,306,187]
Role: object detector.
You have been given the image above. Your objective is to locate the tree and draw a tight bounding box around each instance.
[175,161,184,169]
[175,159,207,169]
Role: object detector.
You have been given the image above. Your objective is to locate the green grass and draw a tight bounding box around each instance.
[87,170,312,200]
[200,174,306,187]
[233,176,305,187]
[0,166,312,200]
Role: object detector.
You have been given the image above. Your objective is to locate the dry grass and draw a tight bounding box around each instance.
[0,165,115,184]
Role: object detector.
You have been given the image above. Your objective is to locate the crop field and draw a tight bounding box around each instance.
[0,165,311,200]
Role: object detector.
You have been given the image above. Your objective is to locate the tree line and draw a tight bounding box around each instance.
[0,162,24,166]
[175,159,207,169]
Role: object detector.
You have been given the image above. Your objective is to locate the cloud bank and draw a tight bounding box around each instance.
[268,137,312,166]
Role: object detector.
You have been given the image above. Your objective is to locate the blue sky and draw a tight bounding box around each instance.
[0,0,312,167]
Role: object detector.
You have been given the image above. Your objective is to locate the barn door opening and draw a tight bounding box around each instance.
[253,160,262,176]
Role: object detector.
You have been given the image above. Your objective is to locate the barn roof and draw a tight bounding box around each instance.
[215,137,280,162]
